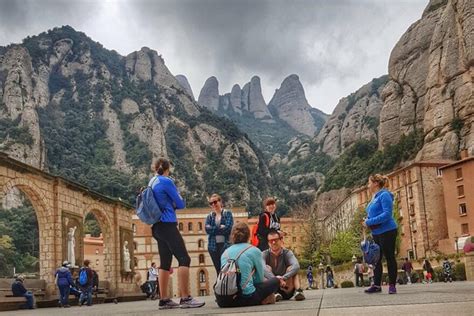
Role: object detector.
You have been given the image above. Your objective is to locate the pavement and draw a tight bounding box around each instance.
[4,281,474,315]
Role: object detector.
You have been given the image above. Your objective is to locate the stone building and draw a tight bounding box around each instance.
[438,152,474,254]
[83,234,105,278]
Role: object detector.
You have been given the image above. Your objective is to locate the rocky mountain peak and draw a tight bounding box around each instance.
[175,74,195,100]
[198,76,220,111]
[247,76,273,120]
[268,74,317,136]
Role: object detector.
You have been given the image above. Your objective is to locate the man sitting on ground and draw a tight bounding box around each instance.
[262,229,305,301]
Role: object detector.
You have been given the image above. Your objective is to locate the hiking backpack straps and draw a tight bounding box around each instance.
[135,176,162,225]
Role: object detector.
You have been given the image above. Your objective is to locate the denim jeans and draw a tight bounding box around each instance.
[23,291,35,309]
[58,284,70,306]
[79,286,93,306]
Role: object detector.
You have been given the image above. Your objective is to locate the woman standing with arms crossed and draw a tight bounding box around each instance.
[150,158,205,309]
[363,174,398,294]
[205,193,234,273]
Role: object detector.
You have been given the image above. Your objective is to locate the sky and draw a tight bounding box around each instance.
[0,0,428,114]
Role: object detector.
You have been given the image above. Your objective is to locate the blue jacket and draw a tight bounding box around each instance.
[151,175,185,223]
[365,189,397,235]
[205,209,234,252]
[56,266,74,287]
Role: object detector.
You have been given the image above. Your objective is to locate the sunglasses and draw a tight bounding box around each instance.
[268,237,282,244]
[209,200,220,206]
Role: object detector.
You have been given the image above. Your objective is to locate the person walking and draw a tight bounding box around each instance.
[306,265,314,289]
[423,258,434,284]
[401,258,413,284]
[147,262,159,299]
[363,174,398,294]
[55,261,75,307]
[150,158,205,309]
[78,259,94,306]
[256,197,281,251]
[326,265,334,288]
[215,222,280,307]
[205,193,234,273]
[442,257,453,282]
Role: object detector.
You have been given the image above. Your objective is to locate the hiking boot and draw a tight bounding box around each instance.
[275,293,283,302]
[179,296,205,309]
[294,289,305,301]
[364,285,382,293]
[158,299,180,309]
[388,284,397,294]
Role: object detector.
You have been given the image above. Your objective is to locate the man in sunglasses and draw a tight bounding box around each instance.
[262,230,305,301]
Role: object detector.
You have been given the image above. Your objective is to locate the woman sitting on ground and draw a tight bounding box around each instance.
[216,222,279,307]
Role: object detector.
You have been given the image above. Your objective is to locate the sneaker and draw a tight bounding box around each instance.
[275,293,283,302]
[158,299,180,310]
[364,285,382,293]
[388,284,397,294]
[179,296,205,309]
[294,289,305,301]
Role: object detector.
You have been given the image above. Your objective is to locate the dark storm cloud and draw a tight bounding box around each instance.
[0,0,427,112]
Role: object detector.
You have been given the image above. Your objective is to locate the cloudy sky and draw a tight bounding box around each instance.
[0,0,428,114]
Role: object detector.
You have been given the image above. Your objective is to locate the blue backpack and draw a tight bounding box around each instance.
[360,238,380,265]
[135,176,162,225]
[79,268,88,286]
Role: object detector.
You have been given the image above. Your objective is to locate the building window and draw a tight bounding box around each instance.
[95,249,99,255]
[134,242,137,251]
[407,170,412,183]
[410,220,417,232]
[199,254,205,264]
[461,223,469,235]
[436,168,443,177]
[198,222,203,231]
[292,237,297,243]
[408,186,413,198]
[409,204,415,216]
[199,289,207,296]
[456,168,463,180]
[188,222,193,232]
[96,259,100,266]
[134,257,138,268]
[178,222,183,231]
[459,203,467,215]
[457,185,465,197]
[132,224,137,235]
[198,239,204,249]
[199,270,206,283]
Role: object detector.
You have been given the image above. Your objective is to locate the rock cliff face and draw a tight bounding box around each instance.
[175,74,195,101]
[0,26,271,207]
[316,76,388,158]
[198,76,219,111]
[379,0,474,159]
[268,74,322,136]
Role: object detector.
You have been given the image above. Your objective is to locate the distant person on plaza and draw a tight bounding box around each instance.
[205,193,234,273]
[423,258,434,284]
[216,222,280,307]
[307,265,314,289]
[150,158,204,309]
[401,257,413,284]
[78,259,94,306]
[147,262,159,299]
[55,260,75,307]
[367,264,375,286]
[326,265,334,288]
[262,229,305,301]
[442,257,453,283]
[256,197,281,251]
[11,275,35,309]
[363,174,398,294]
[354,258,365,287]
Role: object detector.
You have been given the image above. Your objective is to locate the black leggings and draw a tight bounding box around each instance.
[373,228,398,286]
[217,277,280,307]
[152,222,191,271]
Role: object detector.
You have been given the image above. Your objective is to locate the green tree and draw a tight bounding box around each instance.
[329,231,359,265]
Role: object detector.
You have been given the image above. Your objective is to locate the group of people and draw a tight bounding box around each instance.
[306,265,335,289]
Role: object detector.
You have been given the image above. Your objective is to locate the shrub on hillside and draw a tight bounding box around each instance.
[340,280,354,288]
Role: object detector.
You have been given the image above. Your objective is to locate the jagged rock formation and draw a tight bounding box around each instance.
[0,26,271,207]
[379,0,474,159]
[316,76,388,158]
[198,76,219,111]
[268,74,322,136]
[175,74,195,101]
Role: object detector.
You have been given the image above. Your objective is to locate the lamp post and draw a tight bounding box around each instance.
[318,262,325,289]
[454,232,459,255]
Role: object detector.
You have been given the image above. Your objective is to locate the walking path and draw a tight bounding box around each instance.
[4,281,474,315]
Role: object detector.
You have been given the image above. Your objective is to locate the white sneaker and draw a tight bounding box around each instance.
[275,293,283,302]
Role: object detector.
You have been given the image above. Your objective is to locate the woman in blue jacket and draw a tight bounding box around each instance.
[55,261,75,307]
[363,174,398,294]
[150,158,204,309]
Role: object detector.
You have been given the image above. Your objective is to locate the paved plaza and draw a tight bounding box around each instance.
[4,281,474,316]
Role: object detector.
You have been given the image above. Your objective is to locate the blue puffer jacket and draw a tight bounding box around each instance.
[151,175,185,223]
[56,267,74,287]
[365,189,397,235]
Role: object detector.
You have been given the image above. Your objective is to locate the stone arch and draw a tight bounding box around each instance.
[82,203,115,284]
[0,177,52,282]
[196,268,209,296]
